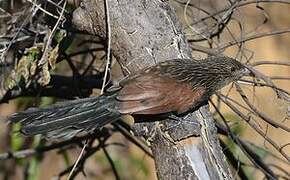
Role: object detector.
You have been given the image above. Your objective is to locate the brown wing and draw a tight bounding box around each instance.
[115,73,205,115]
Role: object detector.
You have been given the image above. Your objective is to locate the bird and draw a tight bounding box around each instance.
[9,56,251,140]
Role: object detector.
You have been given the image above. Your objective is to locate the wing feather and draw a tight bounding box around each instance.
[116,73,205,115]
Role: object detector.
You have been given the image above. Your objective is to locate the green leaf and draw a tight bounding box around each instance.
[27,157,40,180]
[11,123,23,151]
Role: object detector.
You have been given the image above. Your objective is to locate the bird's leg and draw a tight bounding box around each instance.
[164,114,199,131]
[156,124,177,145]
[133,121,177,144]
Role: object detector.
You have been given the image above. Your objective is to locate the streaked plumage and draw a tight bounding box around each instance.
[9,56,249,139]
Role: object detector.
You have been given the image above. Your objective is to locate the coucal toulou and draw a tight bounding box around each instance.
[9,56,251,139]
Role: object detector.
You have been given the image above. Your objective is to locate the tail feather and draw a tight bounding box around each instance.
[9,95,121,139]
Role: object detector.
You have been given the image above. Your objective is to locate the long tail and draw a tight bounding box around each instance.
[9,95,121,139]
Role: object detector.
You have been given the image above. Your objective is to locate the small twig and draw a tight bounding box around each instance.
[0,7,32,63]
[67,0,111,177]
[63,48,105,59]
[58,142,105,179]
[58,129,112,179]
[0,132,103,160]
[62,53,81,76]
[251,60,290,67]
[211,101,277,179]
[216,93,255,114]
[238,79,290,97]
[245,141,290,165]
[113,122,153,158]
[217,94,290,162]
[268,164,290,178]
[101,0,112,94]
[189,0,290,27]
[38,0,67,66]
[235,83,290,132]
[46,0,69,12]
[270,76,290,80]
[67,141,88,180]
[220,28,290,50]
[190,44,219,56]
[26,0,60,19]
[219,139,249,180]
[245,66,290,101]
[183,0,210,41]
[102,146,120,180]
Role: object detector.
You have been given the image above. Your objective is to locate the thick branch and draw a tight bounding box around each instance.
[72,0,232,179]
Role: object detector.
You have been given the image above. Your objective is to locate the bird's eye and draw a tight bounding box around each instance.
[230,66,236,72]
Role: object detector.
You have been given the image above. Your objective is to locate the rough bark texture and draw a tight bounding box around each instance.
[72,0,232,179]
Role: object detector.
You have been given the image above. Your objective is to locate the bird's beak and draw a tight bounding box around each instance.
[243,66,255,77]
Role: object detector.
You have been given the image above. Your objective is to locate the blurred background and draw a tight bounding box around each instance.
[0,0,289,179]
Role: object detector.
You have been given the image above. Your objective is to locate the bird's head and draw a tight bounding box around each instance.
[200,56,252,92]
[147,57,252,95]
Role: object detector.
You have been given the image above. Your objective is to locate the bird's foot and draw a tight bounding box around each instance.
[165,115,198,131]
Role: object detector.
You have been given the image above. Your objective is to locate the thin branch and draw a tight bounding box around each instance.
[113,122,153,158]
[245,141,290,165]
[67,141,88,180]
[220,28,290,50]
[219,139,249,180]
[216,93,256,114]
[217,94,290,162]
[38,0,67,66]
[58,143,104,179]
[101,0,112,94]
[102,146,120,180]
[268,164,290,178]
[58,129,112,179]
[67,0,111,176]
[251,60,290,67]
[26,0,60,19]
[270,76,290,80]
[0,75,105,104]
[62,48,105,59]
[245,66,289,101]
[211,101,277,179]
[235,83,290,132]
[238,79,290,97]
[190,44,220,56]
[188,0,290,27]
[0,132,104,160]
